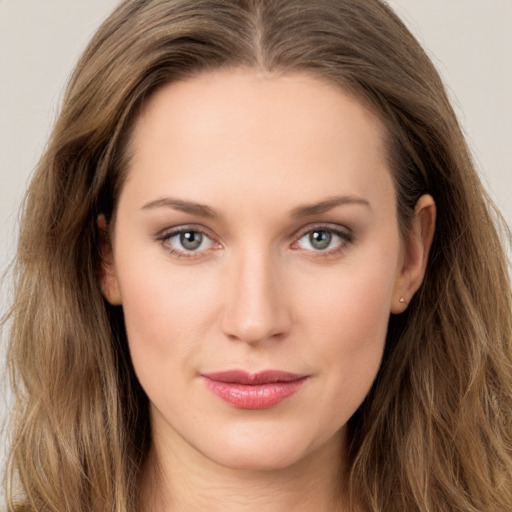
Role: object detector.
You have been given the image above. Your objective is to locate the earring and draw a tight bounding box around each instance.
[399,296,408,304]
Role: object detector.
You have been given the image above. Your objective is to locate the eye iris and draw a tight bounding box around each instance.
[180,231,202,250]
[309,230,332,250]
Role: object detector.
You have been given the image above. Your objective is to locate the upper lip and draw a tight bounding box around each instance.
[202,370,307,385]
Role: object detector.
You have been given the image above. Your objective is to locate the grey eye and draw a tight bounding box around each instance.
[295,226,350,254]
[161,228,217,257]
[309,230,332,250]
[180,231,203,250]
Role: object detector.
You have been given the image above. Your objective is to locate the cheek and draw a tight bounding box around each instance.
[293,246,399,409]
[298,250,398,349]
[300,280,391,384]
[114,252,222,385]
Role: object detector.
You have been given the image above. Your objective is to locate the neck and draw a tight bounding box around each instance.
[139,430,352,512]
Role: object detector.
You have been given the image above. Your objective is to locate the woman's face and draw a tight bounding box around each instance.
[101,69,428,471]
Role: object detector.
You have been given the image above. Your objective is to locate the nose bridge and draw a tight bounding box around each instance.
[220,243,290,344]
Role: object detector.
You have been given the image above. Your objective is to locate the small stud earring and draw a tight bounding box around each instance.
[399,296,408,304]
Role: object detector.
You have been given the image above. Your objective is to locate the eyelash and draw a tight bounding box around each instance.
[157,226,220,259]
[156,224,353,259]
[291,224,353,258]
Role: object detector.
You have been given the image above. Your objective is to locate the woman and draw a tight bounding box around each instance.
[4,0,512,511]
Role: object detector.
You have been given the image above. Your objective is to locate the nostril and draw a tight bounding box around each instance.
[221,306,291,345]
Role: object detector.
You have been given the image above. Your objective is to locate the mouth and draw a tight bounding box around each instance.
[201,370,309,410]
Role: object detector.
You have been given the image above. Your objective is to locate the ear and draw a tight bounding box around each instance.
[97,214,122,305]
[391,194,436,314]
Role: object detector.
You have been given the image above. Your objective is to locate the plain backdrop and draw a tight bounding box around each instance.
[1,0,511,490]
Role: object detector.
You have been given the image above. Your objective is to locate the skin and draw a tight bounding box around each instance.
[100,69,435,511]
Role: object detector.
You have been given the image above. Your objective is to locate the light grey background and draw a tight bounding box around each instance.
[1,0,511,489]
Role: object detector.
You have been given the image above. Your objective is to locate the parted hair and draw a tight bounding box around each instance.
[5,1,512,511]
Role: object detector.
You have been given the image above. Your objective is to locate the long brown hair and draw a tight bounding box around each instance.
[5,1,512,510]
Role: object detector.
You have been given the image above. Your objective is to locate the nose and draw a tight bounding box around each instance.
[220,248,292,345]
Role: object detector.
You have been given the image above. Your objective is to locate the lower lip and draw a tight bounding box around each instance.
[203,378,307,410]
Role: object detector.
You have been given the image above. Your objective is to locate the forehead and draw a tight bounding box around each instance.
[122,69,393,214]
[132,68,386,154]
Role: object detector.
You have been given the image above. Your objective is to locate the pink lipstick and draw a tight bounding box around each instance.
[202,370,308,409]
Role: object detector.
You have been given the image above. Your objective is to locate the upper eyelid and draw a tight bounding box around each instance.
[292,222,352,239]
[290,224,353,255]
[155,222,352,248]
[156,225,221,253]
[157,224,217,240]
[156,227,221,260]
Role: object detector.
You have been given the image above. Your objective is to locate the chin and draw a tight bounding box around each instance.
[196,423,344,473]
[206,445,309,472]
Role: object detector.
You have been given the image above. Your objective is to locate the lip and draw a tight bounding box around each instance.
[202,370,308,410]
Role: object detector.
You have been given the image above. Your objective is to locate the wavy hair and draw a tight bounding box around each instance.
[5,1,512,510]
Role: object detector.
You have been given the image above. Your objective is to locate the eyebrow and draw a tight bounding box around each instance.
[142,197,217,218]
[141,194,370,219]
[290,195,371,218]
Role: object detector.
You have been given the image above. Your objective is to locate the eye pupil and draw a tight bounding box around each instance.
[180,231,202,250]
[309,230,332,250]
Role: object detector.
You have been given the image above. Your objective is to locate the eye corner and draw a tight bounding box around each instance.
[291,223,354,258]
[156,225,223,259]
